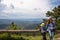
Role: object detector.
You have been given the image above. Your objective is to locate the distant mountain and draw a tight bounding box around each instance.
[0,18,43,29]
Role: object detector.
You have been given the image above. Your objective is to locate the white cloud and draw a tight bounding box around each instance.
[0,0,56,19]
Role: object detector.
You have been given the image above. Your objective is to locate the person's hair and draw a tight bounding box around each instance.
[48,18,53,24]
[40,22,45,27]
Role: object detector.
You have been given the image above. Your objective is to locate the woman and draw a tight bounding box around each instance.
[40,23,47,40]
[47,18,55,40]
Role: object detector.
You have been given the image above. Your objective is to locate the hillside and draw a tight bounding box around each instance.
[0,18,43,29]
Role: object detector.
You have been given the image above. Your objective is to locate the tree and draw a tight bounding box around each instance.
[6,22,21,30]
[46,5,60,30]
[46,5,60,21]
[46,6,60,21]
[43,19,48,24]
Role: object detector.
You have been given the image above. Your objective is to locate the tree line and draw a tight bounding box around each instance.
[37,5,60,30]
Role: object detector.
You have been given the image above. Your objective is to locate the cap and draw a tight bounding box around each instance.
[40,23,45,27]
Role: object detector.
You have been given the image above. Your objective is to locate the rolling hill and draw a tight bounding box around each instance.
[0,18,43,29]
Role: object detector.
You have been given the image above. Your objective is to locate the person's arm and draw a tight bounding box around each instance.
[46,24,49,32]
[46,24,48,29]
[53,23,56,29]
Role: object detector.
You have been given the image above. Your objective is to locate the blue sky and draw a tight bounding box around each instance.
[0,0,60,19]
[50,0,60,5]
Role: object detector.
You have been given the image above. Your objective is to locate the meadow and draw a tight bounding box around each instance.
[0,33,60,40]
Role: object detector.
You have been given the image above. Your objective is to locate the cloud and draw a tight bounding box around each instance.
[0,0,59,19]
[0,0,3,2]
[0,4,6,11]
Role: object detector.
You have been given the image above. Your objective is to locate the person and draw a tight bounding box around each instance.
[46,18,56,40]
[40,23,47,40]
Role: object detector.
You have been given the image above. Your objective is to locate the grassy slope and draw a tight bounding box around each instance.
[23,33,60,40]
[0,33,60,40]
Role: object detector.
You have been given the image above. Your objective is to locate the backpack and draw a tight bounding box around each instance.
[40,27,46,33]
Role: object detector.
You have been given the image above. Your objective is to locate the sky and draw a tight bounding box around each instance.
[0,0,60,19]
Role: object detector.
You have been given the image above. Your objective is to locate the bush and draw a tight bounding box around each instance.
[0,33,29,40]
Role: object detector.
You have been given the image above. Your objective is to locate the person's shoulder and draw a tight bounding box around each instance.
[52,23,55,25]
[52,23,56,26]
[47,23,49,26]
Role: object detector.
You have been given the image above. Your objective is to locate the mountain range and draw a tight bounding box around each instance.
[0,18,43,29]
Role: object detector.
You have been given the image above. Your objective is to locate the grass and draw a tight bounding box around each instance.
[12,33,60,40]
[22,33,60,40]
[0,33,60,40]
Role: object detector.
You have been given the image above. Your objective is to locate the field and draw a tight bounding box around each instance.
[21,33,60,40]
[0,33,60,40]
